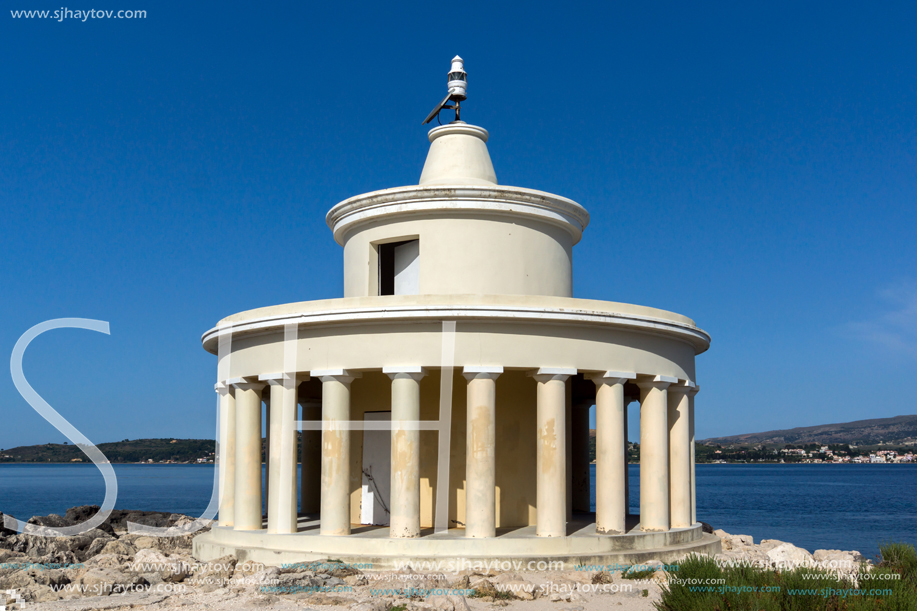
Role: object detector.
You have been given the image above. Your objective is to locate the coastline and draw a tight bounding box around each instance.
[0,505,884,611]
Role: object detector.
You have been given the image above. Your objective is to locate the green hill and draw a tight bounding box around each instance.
[699,414,917,447]
[0,438,215,463]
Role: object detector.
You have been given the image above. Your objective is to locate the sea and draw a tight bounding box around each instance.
[1,463,914,560]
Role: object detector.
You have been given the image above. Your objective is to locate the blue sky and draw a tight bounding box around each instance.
[1,0,915,450]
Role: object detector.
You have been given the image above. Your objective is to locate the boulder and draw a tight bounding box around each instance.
[714,530,755,551]
[813,549,867,574]
[734,534,754,546]
[82,535,116,559]
[764,541,814,569]
[0,512,17,536]
[99,539,136,557]
[0,550,29,565]
[758,539,786,552]
[64,506,191,535]
[126,548,190,583]
[471,578,497,597]
[63,505,116,535]
[272,571,323,594]
[27,514,74,528]
[120,532,198,555]
[24,567,71,588]
[0,568,38,591]
[76,567,147,596]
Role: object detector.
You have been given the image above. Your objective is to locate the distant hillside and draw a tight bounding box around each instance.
[0,439,216,463]
[700,415,917,447]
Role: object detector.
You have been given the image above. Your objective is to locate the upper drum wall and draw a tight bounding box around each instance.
[342,213,574,297]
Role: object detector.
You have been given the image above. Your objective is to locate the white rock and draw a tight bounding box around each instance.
[765,542,814,569]
[813,549,867,574]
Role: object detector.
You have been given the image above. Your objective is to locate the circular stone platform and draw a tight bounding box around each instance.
[193,514,722,570]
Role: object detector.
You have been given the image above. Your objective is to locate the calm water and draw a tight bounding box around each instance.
[1,463,914,560]
[591,463,917,560]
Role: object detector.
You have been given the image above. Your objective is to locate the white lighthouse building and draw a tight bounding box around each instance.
[193,58,720,567]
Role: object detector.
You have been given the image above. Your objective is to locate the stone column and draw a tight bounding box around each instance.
[587,372,635,534]
[636,375,675,532]
[299,397,322,515]
[261,373,307,534]
[571,401,592,513]
[689,385,699,525]
[384,366,427,539]
[313,369,360,536]
[231,378,267,531]
[531,368,575,537]
[667,382,693,529]
[216,382,236,527]
[463,366,502,538]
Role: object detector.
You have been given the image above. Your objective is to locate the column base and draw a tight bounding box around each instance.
[193,513,721,570]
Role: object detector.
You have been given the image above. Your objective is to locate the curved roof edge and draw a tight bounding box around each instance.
[325,185,591,245]
[202,294,710,356]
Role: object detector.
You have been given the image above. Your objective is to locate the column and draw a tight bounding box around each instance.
[689,385,699,525]
[261,373,307,534]
[531,368,575,537]
[667,382,693,529]
[636,375,675,532]
[299,397,322,515]
[313,369,360,536]
[587,372,635,534]
[384,366,427,538]
[571,401,591,513]
[216,382,235,527]
[463,366,502,538]
[231,378,267,531]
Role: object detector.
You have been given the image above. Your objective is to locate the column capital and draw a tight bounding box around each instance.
[259,372,310,385]
[215,381,231,395]
[528,367,576,383]
[586,371,636,387]
[383,366,428,381]
[310,369,362,384]
[635,374,678,390]
[463,365,503,381]
[227,377,267,392]
[666,380,696,396]
[688,384,700,397]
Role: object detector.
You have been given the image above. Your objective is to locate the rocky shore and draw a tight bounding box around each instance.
[0,507,873,611]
